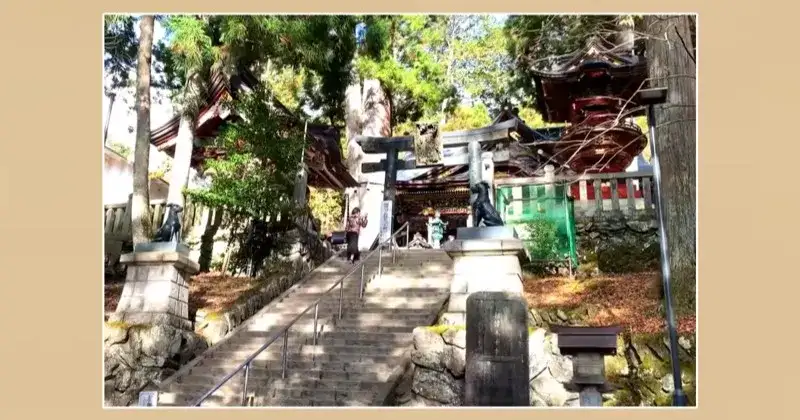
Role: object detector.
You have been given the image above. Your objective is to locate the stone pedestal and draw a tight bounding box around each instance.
[109,248,199,330]
[440,229,525,325]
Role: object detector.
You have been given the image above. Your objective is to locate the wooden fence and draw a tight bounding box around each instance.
[494,170,656,219]
[104,196,213,243]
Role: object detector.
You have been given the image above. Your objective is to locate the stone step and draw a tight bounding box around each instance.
[200,348,405,364]
[336,313,433,325]
[185,364,398,384]
[153,248,454,408]
[211,334,408,356]
[311,335,413,348]
[177,370,387,393]
[314,330,413,342]
[160,392,369,407]
[272,300,442,312]
[190,359,402,377]
[323,324,419,334]
[362,287,450,296]
[175,381,378,403]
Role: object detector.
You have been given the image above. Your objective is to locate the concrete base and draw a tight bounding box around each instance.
[133,241,191,254]
[440,236,526,325]
[456,226,517,240]
[109,251,199,330]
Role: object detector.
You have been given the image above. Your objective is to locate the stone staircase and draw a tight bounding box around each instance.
[156,248,453,407]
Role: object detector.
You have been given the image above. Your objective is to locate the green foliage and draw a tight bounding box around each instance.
[441,104,491,131]
[355,15,458,129]
[525,218,561,261]
[267,66,307,114]
[634,116,651,162]
[517,106,565,129]
[148,160,171,180]
[104,15,177,94]
[108,141,132,160]
[448,16,515,114]
[159,15,359,125]
[104,15,138,92]
[308,187,343,233]
[185,86,304,218]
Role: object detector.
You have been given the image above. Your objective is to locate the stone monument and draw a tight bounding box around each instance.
[109,203,198,331]
[440,182,526,325]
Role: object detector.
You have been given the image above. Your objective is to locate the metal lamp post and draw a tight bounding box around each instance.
[639,87,688,406]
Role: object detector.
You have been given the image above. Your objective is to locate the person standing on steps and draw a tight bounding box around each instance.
[345,207,368,264]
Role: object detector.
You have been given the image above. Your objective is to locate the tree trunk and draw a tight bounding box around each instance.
[344,81,365,211]
[167,70,202,208]
[131,15,155,245]
[644,15,697,312]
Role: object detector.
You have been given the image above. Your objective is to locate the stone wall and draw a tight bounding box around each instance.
[195,229,333,345]
[575,210,660,275]
[104,227,332,407]
[104,323,207,407]
[392,326,466,406]
[390,324,696,407]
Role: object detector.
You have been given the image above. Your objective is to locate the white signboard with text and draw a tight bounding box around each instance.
[379,200,393,242]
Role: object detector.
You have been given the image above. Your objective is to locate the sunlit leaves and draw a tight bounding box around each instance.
[164,16,214,73]
[186,86,304,218]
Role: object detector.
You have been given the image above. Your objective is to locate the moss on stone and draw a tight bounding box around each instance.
[201,311,223,321]
[105,320,151,331]
[605,354,628,378]
[425,324,465,335]
[427,324,547,336]
[105,320,129,330]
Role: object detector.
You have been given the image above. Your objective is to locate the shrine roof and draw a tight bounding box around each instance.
[148,68,356,190]
[529,38,649,122]
[530,38,647,79]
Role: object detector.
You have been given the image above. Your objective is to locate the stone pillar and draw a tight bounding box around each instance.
[481,151,495,205]
[544,164,556,198]
[440,230,525,326]
[109,250,199,331]
[468,141,483,228]
[358,79,391,249]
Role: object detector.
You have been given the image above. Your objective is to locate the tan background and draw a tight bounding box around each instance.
[0,1,792,418]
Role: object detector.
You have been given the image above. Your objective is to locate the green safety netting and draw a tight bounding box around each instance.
[495,182,579,269]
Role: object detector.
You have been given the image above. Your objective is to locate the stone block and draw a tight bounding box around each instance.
[444,238,525,257]
[130,296,146,312]
[467,273,523,294]
[178,287,189,303]
[120,283,133,299]
[133,281,147,297]
[456,226,517,240]
[113,251,196,331]
[453,254,521,276]
[439,312,466,326]
[447,293,469,313]
[450,274,469,294]
[142,295,170,313]
[133,241,191,254]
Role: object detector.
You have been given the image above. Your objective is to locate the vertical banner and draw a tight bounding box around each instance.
[380,200,393,242]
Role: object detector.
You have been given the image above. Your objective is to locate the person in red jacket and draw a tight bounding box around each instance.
[345,207,368,264]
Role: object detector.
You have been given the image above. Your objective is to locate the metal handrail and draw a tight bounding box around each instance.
[190,221,411,406]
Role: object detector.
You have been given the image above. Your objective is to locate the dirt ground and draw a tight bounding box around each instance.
[104,273,262,321]
[523,271,696,334]
[105,270,696,335]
